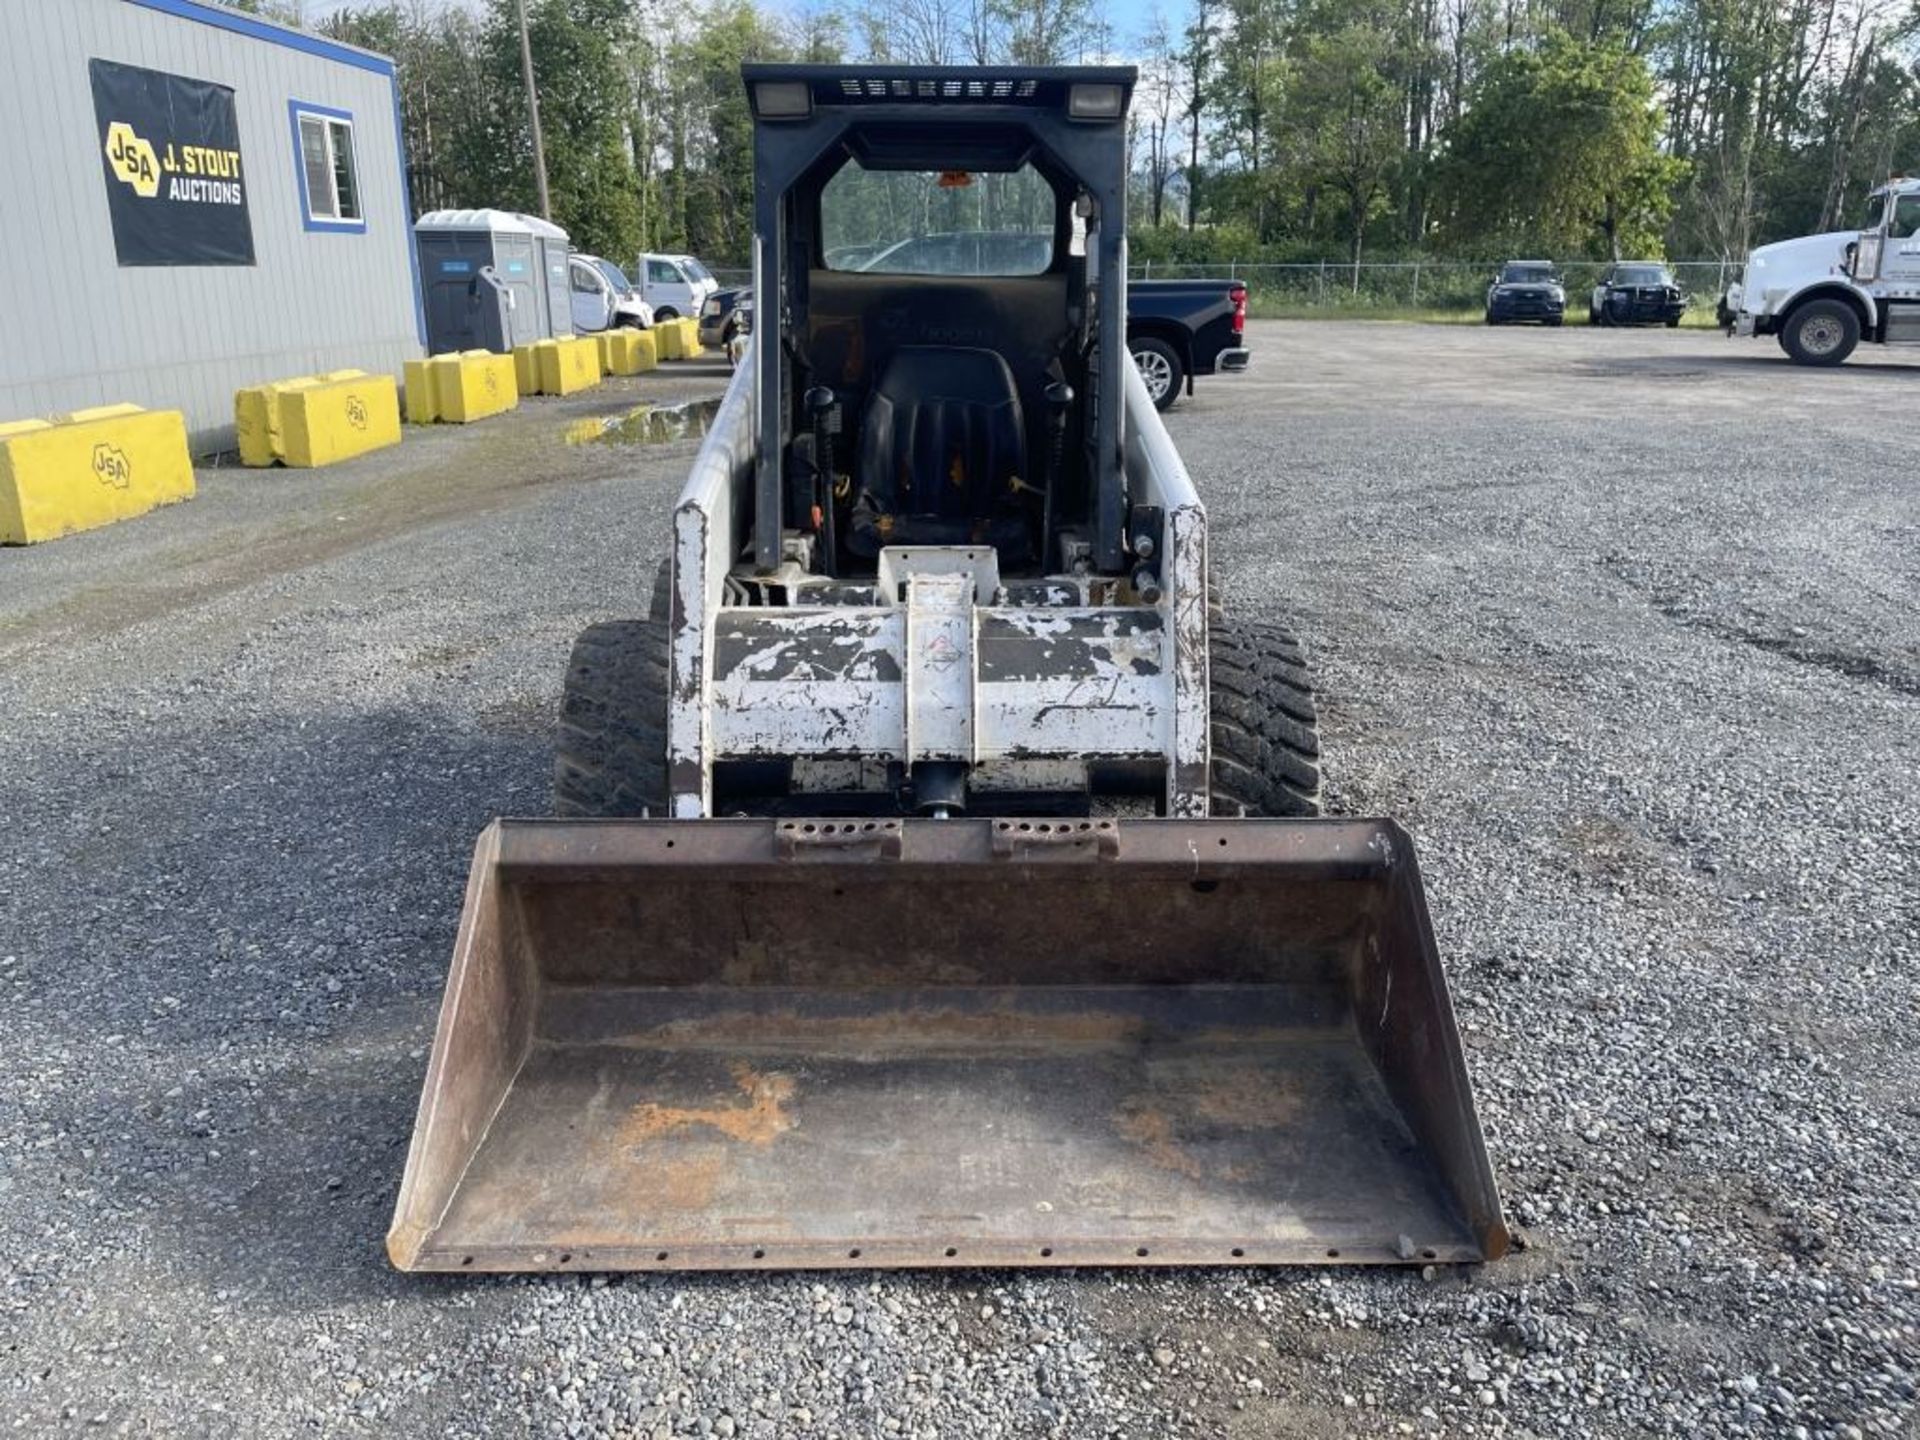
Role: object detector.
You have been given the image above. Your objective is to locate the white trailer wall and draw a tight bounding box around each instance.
[0,0,424,450]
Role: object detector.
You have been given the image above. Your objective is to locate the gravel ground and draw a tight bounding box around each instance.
[2,323,1915,1438]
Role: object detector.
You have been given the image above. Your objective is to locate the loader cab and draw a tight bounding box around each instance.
[744,66,1136,582]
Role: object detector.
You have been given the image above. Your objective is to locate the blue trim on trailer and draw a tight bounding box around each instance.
[288,100,368,234]
[121,0,396,75]
[391,78,427,347]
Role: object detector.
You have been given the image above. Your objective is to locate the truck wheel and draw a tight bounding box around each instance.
[654,308,680,322]
[553,618,671,817]
[1130,337,1184,411]
[1209,618,1322,818]
[1781,299,1859,366]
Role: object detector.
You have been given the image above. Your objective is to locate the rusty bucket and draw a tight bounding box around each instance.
[387,817,1507,1271]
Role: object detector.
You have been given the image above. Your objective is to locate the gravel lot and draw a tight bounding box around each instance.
[2,322,1915,1439]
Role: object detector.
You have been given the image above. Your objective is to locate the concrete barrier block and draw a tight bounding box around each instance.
[655,317,702,361]
[598,329,656,377]
[438,351,518,422]
[235,377,317,468]
[632,329,659,371]
[404,358,438,425]
[534,336,602,396]
[277,373,401,467]
[512,345,541,397]
[0,404,195,545]
[410,351,517,424]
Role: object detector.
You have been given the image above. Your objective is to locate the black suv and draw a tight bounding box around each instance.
[1589,263,1686,327]
[1485,261,1566,325]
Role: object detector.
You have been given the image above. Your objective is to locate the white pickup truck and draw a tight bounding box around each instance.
[1726,176,1920,365]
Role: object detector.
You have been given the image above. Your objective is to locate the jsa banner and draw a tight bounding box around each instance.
[89,59,256,267]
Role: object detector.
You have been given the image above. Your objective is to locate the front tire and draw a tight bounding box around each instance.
[1209,618,1322,817]
[1781,299,1859,366]
[653,308,680,322]
[553,618,671,817]
[1130,336,1184,411]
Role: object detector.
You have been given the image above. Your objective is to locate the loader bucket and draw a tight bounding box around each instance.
[388,817,1507,1271]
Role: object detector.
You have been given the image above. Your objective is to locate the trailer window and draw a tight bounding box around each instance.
[291,103,362,230]
[822,164,1055,275]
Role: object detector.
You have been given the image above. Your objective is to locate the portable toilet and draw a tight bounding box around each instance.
[414,209,572,354]
[536,226,574,338]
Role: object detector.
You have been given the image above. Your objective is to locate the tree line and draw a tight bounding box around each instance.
[233,0,1920,269]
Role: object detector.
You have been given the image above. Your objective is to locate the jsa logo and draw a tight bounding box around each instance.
[92,443,132,489]
[105,122,161,198]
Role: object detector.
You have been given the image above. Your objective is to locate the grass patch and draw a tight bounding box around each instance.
[1247,300,1727,329]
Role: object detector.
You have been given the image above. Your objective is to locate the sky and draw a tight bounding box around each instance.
[293,0,1174,55]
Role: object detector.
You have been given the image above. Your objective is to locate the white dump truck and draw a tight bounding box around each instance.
[1726,177,1920,365]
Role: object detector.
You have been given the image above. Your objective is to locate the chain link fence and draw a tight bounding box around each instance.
[697,259,1744,315]
[1128,259,1743,315]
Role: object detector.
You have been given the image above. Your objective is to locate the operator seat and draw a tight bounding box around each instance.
[848,346,1032,560]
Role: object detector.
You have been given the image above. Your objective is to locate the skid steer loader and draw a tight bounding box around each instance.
[387,65,1507,1273]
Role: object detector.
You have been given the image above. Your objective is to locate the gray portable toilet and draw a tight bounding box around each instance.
[415,209,572,353]
[535,225,574,338]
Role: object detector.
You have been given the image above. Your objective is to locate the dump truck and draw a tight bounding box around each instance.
[387,65,1507,1274]
[1725,176,1920,364]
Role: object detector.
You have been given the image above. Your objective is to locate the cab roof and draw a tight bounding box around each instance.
[742,64,1135,121]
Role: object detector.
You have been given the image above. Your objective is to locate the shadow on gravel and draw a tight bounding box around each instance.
[4,701,562,1312]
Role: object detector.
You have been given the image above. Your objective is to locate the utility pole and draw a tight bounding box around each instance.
[514,0,553,220]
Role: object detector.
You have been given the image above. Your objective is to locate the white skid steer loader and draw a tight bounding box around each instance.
[387,65,1507,1274]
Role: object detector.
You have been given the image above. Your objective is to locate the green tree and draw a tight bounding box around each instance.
[1436,31,1686,258]
[1289,14,1408,278]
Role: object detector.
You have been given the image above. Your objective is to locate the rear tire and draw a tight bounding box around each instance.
[1781,298,1859,366]
[1208,618,1322,817]
[553,618,671,817]
[1130,336,1184,411]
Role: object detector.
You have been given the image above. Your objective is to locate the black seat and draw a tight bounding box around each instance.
[849,346,1030,558]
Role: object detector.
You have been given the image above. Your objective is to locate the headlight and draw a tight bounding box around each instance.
[702,299,720,316]
[1549,285,1565,300]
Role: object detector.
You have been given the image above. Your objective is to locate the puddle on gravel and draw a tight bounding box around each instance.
[567,395,725,447]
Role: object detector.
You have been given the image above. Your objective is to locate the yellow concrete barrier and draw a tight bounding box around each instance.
[406,351,519,424]
[512,345,540,397]
[654,317,703,361]
[632,329,659,370]
[235,370,402,468]
[533,336,603,396]
[0,404,194,545]
[597,329,660,377]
